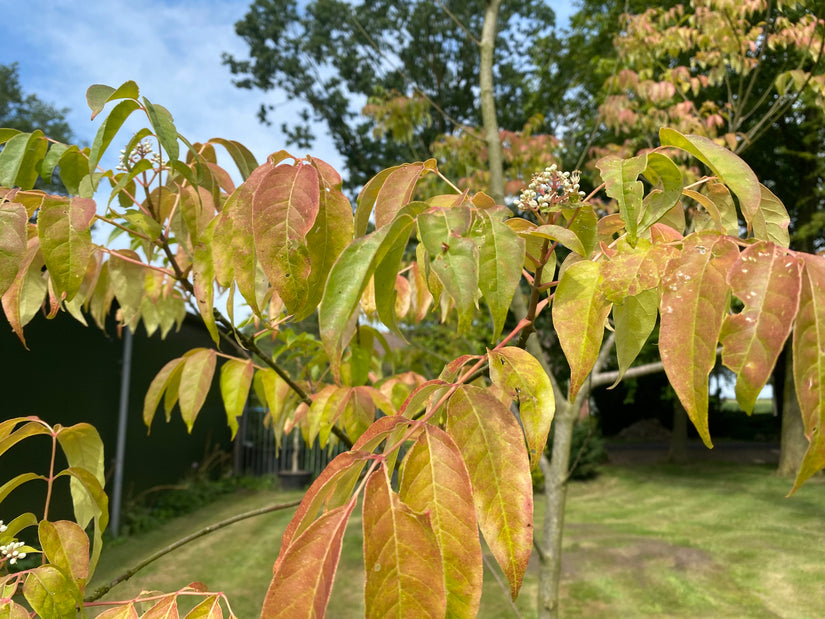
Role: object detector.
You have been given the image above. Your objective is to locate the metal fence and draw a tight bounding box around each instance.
[234,407,348,478]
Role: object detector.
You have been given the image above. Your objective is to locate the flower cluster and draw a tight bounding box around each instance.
[0,520,6,533]
[0,540,26,565]
[513,164,586,213]
[116,139,162,171]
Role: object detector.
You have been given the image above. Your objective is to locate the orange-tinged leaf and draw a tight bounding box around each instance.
[446,386,532,599]
[659,232,738,446]
[1,236,46,347]
[0,601,30,619]
[38,520,89,597]
[488,347,555,469]
[178,348,217,433]
[720,242,801,413]
[219,358,254,439]
[363,466,446,618]
[355,162,427,236]
[793,254,825,439]
[399,425,482,618]
[252,163,319,314]
[263,501,356,618]
[552,260,612,399]
[140,594,178,619]
[0,201,27,297]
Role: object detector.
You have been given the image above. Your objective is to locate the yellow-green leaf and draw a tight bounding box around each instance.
[22,566,77,619]
[355,161,429,236]
[108,249,145,328]
[364,466,446,618]
[488,347,555,470]
[37,196,96,301]
[219,358,254,439]
[399,425,482,618]
[38,520,89,599]
[178,348,217,433]
[446,386,532,600]
[612,288,659,386]
[56,423,105,528]
[597,153,647,244]
[143,355,187,429]
[0,201,27,297]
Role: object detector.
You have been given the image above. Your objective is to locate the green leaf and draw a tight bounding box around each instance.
[192,222,219,344]
[364,465,446,618]
[639,152,683,233]
[612,288,659,386]
[399,425,482,618]
[0,131,48,190]
[320,214,415,379]
[56,147,90,196]
[108,249,145,328]
[0,473,45,505]
[253,163,319,314]
[253,368,292,449]
[220,358,254,440]
[756,184,791,247]
[373,210,414,338]
[178,348,217,433]
[0,201,27,297]
[659,128,767,238]
[0,512,37,546]
[488,347,555,469]
[659,232,738,447]
[208,137,258,180]
[472,212,525,341]
[553,260,612,400]
[446,386,532,600]
[263,502,356,618]
[22,566,77,619]
[143,98,179,162]
[529,224,585,257]
[299,175,353,320]
[597,153,647,245]
[355,161,429,236]
[37,196,96,301]
[88,99,141,173]
[417,208,479,332]
[720,242,801,414]
[0,128,21,144]
[38,142,70,183]
[567,206,599,258]
[38,520,89,599]
[143,356,187,429]
[86,81,139,120]
[56,423,105,528]
[704,182,739,236]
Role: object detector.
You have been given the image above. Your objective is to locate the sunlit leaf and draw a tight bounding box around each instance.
[140,594,177,619]
[108,249,145,328]
[0,131,48,190]
[529,224,585,257]
[179,348,217,433]
[22,566,77,619]
[37,196,96,300]
[364,465,446,618]
[94,604,138,619]
[659,232,738,446]
[720,242,801,413]
[56,466,108,575]
[253,163,319,314]
[143,98,179,162]
[184,595,223,618]
[639,152,683,233]
[355,161,430,236]
[399,424,482,618]
[38,520,89,599]
[488,347,555,469]
[446,386,532,599]
[56,423,105,528]
[553,260,612,400]
[263,502,356,618]
[220,358,254,439]
[143,355,187,429]
[0,201,27,297]
[88,99,141,173]
[471,211,525,340]
[612,288,659,386]
[86,81,139,120]
[597,153,647,244]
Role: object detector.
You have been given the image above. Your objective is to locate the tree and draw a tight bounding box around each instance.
[2,76,825,618]
[0,63,72,144]
[222,0,555,188]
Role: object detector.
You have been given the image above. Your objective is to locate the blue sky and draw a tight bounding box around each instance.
[4,0,575,178]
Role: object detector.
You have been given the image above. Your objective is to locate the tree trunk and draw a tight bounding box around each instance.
[668,396,688,464]
[537,403,575,619]
[778,349,808,476]
[480,0,504,204]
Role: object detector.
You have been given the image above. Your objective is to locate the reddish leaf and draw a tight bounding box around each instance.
[1,236,46,347]
[446,386,532,599]
[793,254,825,442]
[178,348,217,433]
[94,604,139,619]
[263,501,356,618]
[488,347,555,470]
[363,466,446,618]
[399,425,482,618]
[252,163,319,314]
[659,232,738,446]
[355,162,430,236]
[552,260,612,400]
[140,594,178,619]
[720,242,802,413]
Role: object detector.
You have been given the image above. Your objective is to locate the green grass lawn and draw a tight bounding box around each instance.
[88,463,825,617]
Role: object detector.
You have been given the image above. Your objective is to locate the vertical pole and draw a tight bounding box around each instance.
[111,327,133,538]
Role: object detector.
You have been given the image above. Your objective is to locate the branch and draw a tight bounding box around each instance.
[85,499,301,602]
[435,0,480,46]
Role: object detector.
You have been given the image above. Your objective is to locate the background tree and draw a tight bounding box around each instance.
[223,0,555,189]
[0,63,72,143]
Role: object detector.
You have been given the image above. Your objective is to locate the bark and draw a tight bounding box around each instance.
[480,0,504,204]
[668,397,689,464]
[777,349,808,476]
